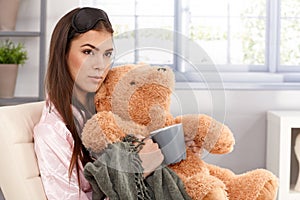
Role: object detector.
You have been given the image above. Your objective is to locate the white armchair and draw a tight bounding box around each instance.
[0,102,47,200]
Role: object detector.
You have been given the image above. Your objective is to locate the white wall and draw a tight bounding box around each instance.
[171,89,300,174]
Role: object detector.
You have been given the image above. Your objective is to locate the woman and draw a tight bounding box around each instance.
[34,7,163,200]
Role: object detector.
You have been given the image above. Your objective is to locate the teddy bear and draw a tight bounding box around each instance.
[82,63,278,200]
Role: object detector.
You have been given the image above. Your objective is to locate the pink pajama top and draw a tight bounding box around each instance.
[34,101,93,200]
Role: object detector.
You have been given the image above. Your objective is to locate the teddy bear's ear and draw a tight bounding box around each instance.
[95,84,111,112]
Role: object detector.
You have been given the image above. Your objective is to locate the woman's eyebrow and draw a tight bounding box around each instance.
[105,48,114,52]
[81,44,113,52]
[80,44,99,51]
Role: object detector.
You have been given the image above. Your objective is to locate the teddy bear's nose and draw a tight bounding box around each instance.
[157,67,167,72]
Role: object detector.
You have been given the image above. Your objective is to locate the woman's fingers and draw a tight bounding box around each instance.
[138,138,164,177]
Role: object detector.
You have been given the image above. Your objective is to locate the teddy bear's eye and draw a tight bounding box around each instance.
[158,67,167,72]
[130,81,136,85]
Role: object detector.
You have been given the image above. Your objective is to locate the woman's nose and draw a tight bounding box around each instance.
[93,56,105,70]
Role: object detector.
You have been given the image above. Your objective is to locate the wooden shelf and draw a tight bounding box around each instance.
[0,0,46,104]
[0,97,42,106]
[267,111,300,200]
[0,31,40,37]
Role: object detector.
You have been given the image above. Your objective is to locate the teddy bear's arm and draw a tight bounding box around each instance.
[82,111,149,154]
[175,114,235,154]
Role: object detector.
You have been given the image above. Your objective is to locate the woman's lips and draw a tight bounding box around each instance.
[89,75,102,83]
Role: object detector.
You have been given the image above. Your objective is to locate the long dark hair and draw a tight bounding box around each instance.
[45,7,114,186]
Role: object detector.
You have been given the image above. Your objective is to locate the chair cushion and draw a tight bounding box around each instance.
[0,101,47,200]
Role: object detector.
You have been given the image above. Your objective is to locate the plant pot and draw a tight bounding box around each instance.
[0,0,20,31]
[0,64,18,98]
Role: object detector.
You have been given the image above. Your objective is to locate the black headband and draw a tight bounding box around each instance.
[68,7,112,38]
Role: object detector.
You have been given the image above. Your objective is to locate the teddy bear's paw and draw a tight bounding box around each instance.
[181,173,227,200]
[208,139,234,154]
[225,169,278,200]
[202,188,228,200]
[256,179,278,200]
[205,123,235,155]
[82,111,127,153]
[82,113,110,153]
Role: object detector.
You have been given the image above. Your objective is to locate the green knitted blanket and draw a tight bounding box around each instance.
[84,135,191,200]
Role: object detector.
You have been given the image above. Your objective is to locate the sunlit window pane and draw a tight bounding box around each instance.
[137,50,173,64]
[230,0,266,17]
[189,0,266,66]
[114,29,174,65]
[109,16,135,35]
[136,17,173,30]
[136,0,174,16]
[189,0,227,17]
[96,0,135,16]
[189,17,227,65]
[79,0,300,73]
[280,0,300,66]
[113,32,135,64]
[231,18,266,65]
[281,0,300,17]
[79,0,174,65]
[135,17,174,64]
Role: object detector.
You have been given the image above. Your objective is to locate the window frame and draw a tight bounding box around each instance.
[80,0,300,90]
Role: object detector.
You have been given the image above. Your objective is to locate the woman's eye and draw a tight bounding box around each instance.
[104,51,113,58]
[83,49,94,55]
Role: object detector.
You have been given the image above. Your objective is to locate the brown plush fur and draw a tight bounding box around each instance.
[82,64,278,200]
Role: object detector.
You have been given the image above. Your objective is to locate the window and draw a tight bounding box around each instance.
[280,0,300,69]
[79,0,300,89]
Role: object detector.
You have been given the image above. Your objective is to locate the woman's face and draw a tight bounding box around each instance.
[67,30,113,103]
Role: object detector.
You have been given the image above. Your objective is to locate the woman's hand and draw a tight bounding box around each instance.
[138,138,164,178]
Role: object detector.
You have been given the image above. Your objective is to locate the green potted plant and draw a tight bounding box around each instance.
[0,39,28,98]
